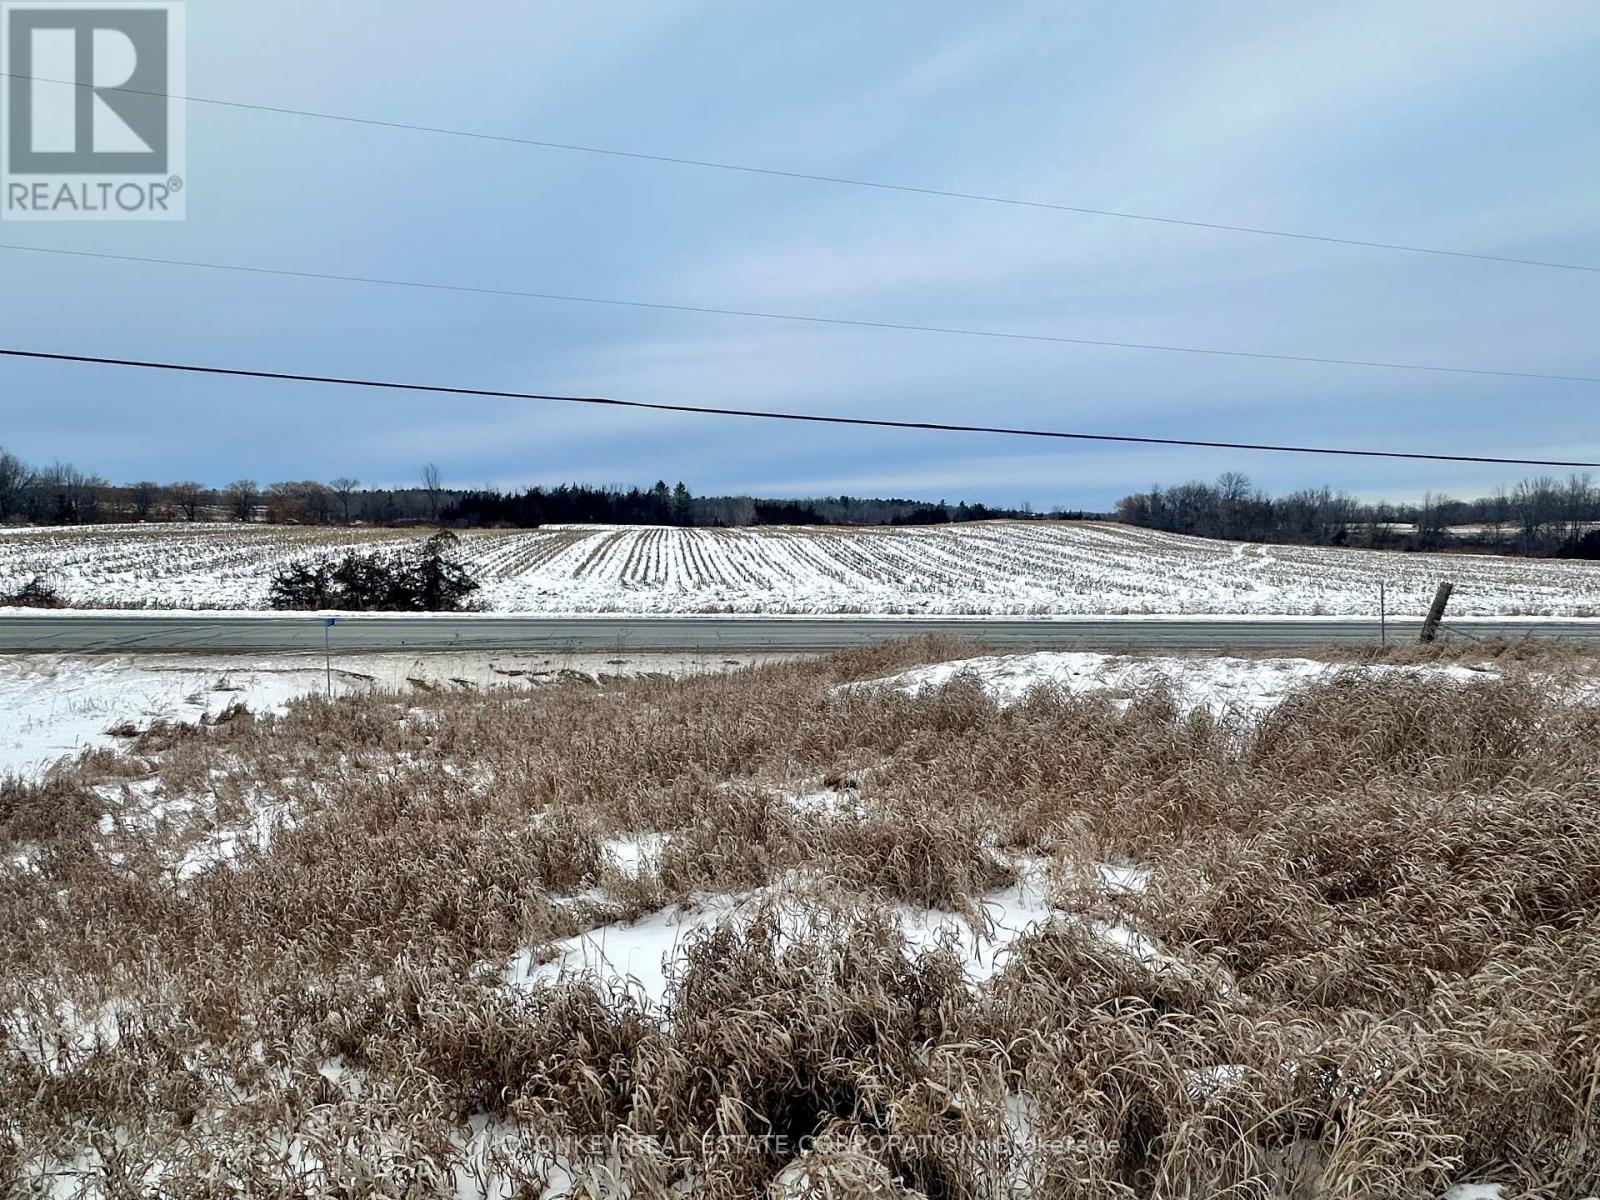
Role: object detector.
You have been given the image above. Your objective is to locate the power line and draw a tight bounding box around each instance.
[3,346,1596,468]
[5,242,1596,387]
[2,70,1595,276]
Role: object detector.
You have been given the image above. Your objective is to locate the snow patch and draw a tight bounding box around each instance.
[854,651,1496,718]
[601,833,668,878]
[508,860,1155,1008]
[505,897,738,1008]
[0,656,324,780]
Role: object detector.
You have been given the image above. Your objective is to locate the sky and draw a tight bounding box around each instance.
[0,0,1597,510]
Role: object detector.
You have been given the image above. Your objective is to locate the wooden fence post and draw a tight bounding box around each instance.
[1419,581,1454,643]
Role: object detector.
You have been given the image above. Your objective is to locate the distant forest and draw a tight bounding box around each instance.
[7,444,1594,558]
[1115,473,1600,559]
[440,482,1042,528]
[0,446,1072,530]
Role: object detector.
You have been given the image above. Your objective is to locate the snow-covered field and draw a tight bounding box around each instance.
[3,520,1599,615]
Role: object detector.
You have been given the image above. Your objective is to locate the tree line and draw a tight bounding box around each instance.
[440,482,1035,527]
[0,447,1057,530]
[0,458,437,526]
[15,441,1590,556]
[1115,472,1600,558]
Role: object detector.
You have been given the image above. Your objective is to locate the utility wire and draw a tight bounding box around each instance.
[2,70,1594,276]
[4,243,1596,386]
[3,346,1596,468]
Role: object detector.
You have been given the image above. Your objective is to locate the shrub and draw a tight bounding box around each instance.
[1560,528,1600,560]
[0,575,63,608]
[269,532,480,611]
[266,560,336,610]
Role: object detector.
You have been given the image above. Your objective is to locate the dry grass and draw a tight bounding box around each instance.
[1310,634,1599,668]
[1,635,1597,1196]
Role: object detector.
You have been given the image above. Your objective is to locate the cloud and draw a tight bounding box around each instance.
[1,1,1596,508]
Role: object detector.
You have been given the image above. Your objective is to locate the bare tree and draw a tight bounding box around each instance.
[304,481,335,524]
[264,481,334,524]
[31,461,105,524]
[130,481,161,521]
[1489,485,1512,540]
[264,482,301,524]
[422,463,443,521]
[1216,471,1252,539]
[1512,476,1560,553]
[1563,473,1594,544]
[330,477,360,523]
[1417,490,1448,545]
[1217,472,1251,502]
[0,447,31,523]
[170,481,206,522]
[223,479,259,523]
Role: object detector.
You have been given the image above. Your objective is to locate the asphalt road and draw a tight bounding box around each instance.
[2,614,1599,654]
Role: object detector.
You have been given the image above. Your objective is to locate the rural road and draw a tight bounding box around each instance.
[2,614,1599,653]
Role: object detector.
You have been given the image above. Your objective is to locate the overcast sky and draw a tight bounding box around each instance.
[1,1,1596,509]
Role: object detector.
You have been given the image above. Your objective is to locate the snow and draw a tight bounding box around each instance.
[173,795,292,880]
[1184,1064,1247,1100]
[896,867,1053,984]
[0,651,795,783]
[785,786,855,817]
[1097,862,1150,893]
[856,651,1497,718]
[0,656,317,780]
[5,998,125,1071]
[505,898,735,1008]
[601,833,668,878]
[5,520,1599,615]
[509,861,1129,1007]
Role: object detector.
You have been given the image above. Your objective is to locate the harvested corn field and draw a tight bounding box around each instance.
[3,520,1600,615]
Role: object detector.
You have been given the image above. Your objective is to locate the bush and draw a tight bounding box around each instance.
[0,576,63,608]
[269,532,480,611]
[1560,529,1600,560]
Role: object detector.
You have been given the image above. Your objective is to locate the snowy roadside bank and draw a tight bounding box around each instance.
[851,650,1506,718]
[0,650,798,780]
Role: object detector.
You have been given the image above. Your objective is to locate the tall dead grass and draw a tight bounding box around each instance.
[1,636,1596,1196]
